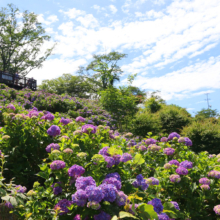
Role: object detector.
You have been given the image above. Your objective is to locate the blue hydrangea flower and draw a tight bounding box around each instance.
[168,132,180,140]
[102,177,121,190]
[85,185,104,203]
[72,189,87,207]
[180,160,193,169]
[170,201,180,210]
[94,211,111,220]
[99,183,117,202]
[158,213,169,220]
[148,198,163,213]
[47,125,61,137]
[116,191,129,206]
[105,172,121,181]
[75,176,96,190]
[68,165,85,177]
[54,199,72,215]
[120,153,132,162]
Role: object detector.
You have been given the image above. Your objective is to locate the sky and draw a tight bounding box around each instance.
[1,0,220,116]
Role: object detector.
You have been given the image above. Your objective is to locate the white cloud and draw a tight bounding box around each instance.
[92,5,105,12]
[109,5,118,14]
[76,14,99,28]
[59,8,85,19]
[186,108,195,111]
[132,56,220,100]
[121,0,132,13]
[37,14,59,25]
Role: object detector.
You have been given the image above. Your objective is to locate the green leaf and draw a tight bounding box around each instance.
[111,216,118,220]
[137,204,159,220]
[9,196,18,206]
[119,211,138,219]
[163,202,180,218]
[133,153,145,165]
[0,188,7,196]
[36,171,50,179]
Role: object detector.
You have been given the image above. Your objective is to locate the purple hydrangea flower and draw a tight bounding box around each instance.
[85,185,104,203]
[200,184,210,190]
[105,172,121,181]
[5,202,13,209]
[75,176,96,190]
[73,215,81,220]
[120,153,132,162]
[113,154,121,165]
[214,205,220,215]
[160,137,168,142]
[54,199,72,215]
[145,138,157,145]
[28,110,39,118]
[81,124,97,134]
[50,160,66,170]
[72,189,88,207]
[60,117,72,125]
[148,144,161,152]
[169,174,181,183]
[164,148,175,156]
[7,104,15,111]
[148,198,163,213]
[184,137,192,146]
[168,132,180,140]
[104,156,115,168]
[170,201,180,210]
[76,116,86,122]
[199,178,211,185]
[102,177,121,190]
[116,191,129,206]
[138,145,147,151]
[51,182,62,195]
[99,183,117,202]
[45,113,54,121]
[98,147,110,156]
[180,160,193,169]
[47,125,61,137]
[46,143,60,152]
[164,163,172,169]
[68,165,85,178]
[169,160,180,166]
[15,185,27,193]
[176,167,188,175]
[94,211,111,220]
[158,213,169,220]
[146,177,159,185]
[133,174,149,191]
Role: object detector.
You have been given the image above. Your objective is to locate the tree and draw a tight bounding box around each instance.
[38,74,93,98]
[77,51,127,92]
[0,4,54,76]
[195,108,219,119]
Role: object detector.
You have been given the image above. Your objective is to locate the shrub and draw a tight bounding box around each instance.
[181,118,220,154]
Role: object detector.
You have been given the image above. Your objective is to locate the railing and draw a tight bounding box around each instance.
[0,71,37,91]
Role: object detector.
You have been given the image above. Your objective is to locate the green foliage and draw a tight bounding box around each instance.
[38,74,93,98]
[158,105,192,134]
[195,108,219,120]
[144,97,163,113]
[181,118,220,154]
[0,4,54,75]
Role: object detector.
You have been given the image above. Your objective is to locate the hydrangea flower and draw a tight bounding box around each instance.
[54,199,72,215]
[176,167,188,175]
[75,176,96,190]
[105,172,121,181]
[184,137,192,146]
[158,213,169,220]
[208,170,220,179]
[72,189,88,207]
[99,183,117,202]
[60,117,72,125]
[146,177,159,185]
[94,211,111,220]
[98,147,110,156]
[138,145,147,151]
[47,125,61,137]
[180,160,193,169]
[76,116,86,122]
[200,184,210,190]
[85,185,104,203]
[28,110,39,118]
[199,178,211,185]
[50,160,66,170]
[81,124,97,134]
[133,174,149,191]
[104,156,115,168]
[46,143,60,153]
[15,185,27,193]
[45,113,54,121]
[160,137,168,142]
[116,191,129,206]
[164,163,172,169]
[102,177,121,190]
[5,202,13,209]
[164,148,175,156]
[168,132,180,141]
[68,165,85,178]
[63,148,73,154]
[169,174,181,183]
[169,160,180,166]
[145,138,157,145]
[170,201,180,210]
[120,153,132,162]
[148,198,163,213]
[7,104,15,111]
[73,215,81,220]
[51,182,62,195]
[214,205,220,215]
[148,144,161,152]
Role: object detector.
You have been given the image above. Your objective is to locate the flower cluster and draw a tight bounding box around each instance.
[133,174,149,190]
[164,148,175,156]
[46,143,60,153]
[68,165,85,178]
[54,199,72,215]
[51,182,62,195]
[81,124,97,134]
[208,170,220,179]
[50,160,66,170]
[15,185,27,193]
[47,125,61,137]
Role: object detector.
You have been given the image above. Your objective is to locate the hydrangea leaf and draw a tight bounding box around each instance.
[119,211,138,219]
[133,154,145,165]
[137,204,159,220]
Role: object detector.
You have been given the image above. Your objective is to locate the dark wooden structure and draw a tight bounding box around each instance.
[0,71,37,91]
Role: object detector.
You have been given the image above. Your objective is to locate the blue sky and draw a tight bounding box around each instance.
[1,0,220,116]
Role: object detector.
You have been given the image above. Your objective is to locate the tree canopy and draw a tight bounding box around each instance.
[0,4,54,76]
